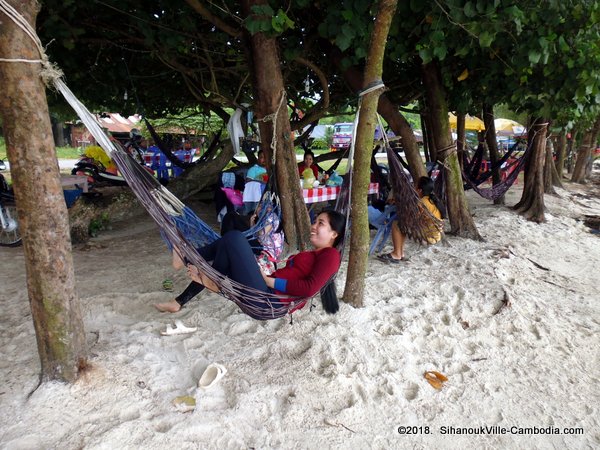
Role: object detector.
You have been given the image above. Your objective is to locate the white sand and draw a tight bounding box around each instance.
[1,174,599,449]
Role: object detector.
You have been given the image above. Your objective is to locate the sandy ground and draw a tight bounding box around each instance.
[0,172,599,449]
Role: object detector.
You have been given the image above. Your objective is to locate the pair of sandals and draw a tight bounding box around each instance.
[377,253,409,264]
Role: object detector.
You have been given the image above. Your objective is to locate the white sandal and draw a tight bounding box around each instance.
[198,363,227,389]
[160,320,197,336]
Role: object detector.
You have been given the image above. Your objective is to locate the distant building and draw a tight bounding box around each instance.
[67,113,141,148]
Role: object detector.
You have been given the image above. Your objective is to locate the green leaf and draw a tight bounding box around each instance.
[342,10,353,21]
[454,46,470,57]
[341,23,355,39]
[464,2,476,18]
[431,30,444,42]
[336,33,352,51]
[479,31,494,48]
[433,44,447,60]
[558,36,569,52]
[271,9,295,34]
[528,50,541,64]
[250,4,274,16]
[419,47,433,64]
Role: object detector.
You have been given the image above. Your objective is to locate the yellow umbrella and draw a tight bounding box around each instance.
[448,112,485,131]
[494,118,526,136]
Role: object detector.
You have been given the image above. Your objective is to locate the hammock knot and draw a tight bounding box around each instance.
[359,81,386,97]
[437,143,457,161]
[40,58,64,87]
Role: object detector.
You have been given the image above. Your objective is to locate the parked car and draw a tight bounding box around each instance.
[330,122,396,151]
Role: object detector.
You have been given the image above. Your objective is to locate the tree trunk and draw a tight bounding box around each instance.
[456,114,465,171]
[482,104,504,205]
[555,129,567,179]
[51,116,66,147]
[514,118,548,222]
[566,131,575,173]
[329,49,426,181]
[242,0,310,251]
[421,62,481,239]
[420,108,432,163]
[572,128,594,183]
[0,0,86,382]
[343,0,398,308]
[543,138,562,192]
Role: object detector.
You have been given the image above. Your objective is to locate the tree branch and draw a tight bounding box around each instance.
[185,0,242,38]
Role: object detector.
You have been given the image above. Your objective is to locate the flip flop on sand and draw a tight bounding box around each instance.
[160,320,197,336]
[424,371,448,390]
[377,253,408,264]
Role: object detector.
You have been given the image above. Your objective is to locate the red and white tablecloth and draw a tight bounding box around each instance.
[302,183,378,204]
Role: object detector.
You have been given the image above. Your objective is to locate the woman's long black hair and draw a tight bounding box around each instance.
[318,209,346,314]
[418,176,446,219]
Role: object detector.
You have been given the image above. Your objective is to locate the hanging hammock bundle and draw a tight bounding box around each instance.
[376,116,444,245]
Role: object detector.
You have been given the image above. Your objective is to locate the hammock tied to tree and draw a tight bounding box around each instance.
[461,136,536,201]
[1,2,444,319]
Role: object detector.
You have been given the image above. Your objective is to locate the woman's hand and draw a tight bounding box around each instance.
[261,269,275,289]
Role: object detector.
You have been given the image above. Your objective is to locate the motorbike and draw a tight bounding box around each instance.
[71,129,147,188]
[0,159,22,247]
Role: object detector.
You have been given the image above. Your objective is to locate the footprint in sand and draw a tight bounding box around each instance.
[403,382,419,401]
[119,406,141,422]
[317,357,338,378]
[453,285,466,301]
[153,419,176,433]
[227,320,259,336]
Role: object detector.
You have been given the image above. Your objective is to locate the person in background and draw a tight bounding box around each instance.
[377,176,444,263]
[243,150,267,214]
[297,150,319,179]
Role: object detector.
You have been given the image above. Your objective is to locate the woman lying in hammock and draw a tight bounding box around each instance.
[154,209,345,315]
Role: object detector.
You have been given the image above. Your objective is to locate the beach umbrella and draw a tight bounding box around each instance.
[448,112,485,131]
[494,118,526,136]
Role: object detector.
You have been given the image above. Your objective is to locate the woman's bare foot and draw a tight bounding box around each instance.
[154,299,181,313]
[172,250,185,270]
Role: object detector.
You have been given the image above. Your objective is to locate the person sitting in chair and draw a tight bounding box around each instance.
[297,150,319,179]
[378,176,443,263]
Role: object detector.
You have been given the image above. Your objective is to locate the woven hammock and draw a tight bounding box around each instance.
[461,139,534,201]
[376,116,444,245]
[463,140,519,187]
[48,74,359,319]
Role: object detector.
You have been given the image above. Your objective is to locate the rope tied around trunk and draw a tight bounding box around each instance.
[0,0,64,86]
